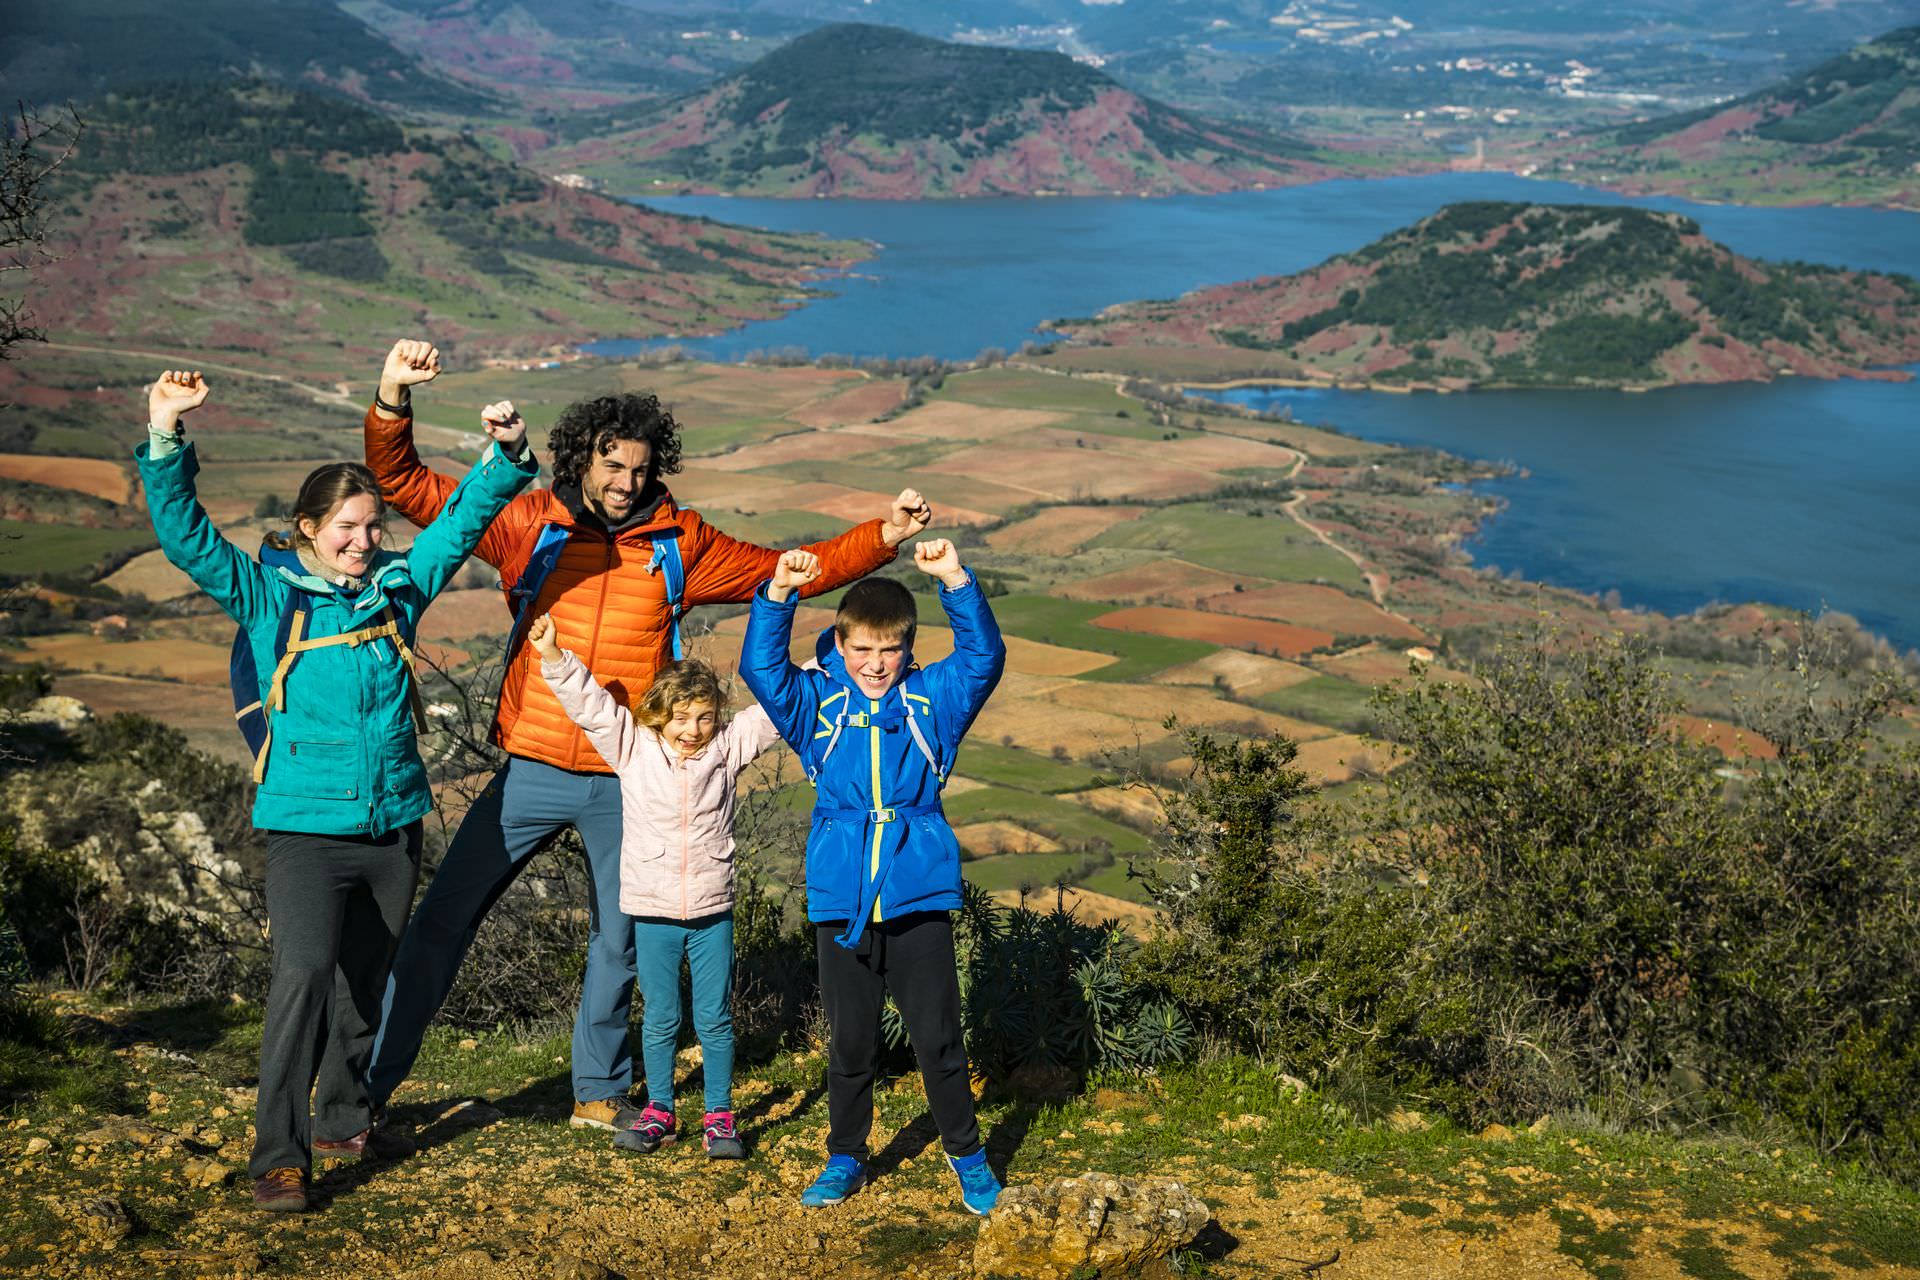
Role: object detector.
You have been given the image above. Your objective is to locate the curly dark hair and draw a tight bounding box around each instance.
[547,392,683,489]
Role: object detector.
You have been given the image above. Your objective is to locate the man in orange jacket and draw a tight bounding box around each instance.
[362,377,923,1126]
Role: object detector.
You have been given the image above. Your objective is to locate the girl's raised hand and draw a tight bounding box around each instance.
[527,612,563,662]
[148,370,209,434]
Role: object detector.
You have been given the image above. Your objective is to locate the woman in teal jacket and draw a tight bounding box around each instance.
[139,347,538,1211]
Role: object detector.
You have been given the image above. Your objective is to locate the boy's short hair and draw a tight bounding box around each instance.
[637,659,725,730]
[836,577,917,644]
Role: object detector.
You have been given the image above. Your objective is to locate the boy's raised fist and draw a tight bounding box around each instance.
[527,613,562,662]
[912,538,967,588]
[768,549,822,600]
[481,400,527,453]
[148,370,209,434]
[882,488,934,546]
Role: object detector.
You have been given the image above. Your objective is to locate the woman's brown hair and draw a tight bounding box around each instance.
[264,462,386,552]
[637,659,726,731]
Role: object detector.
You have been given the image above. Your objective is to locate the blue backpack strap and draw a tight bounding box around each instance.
[502,522,573,660]
[646,529,687,660]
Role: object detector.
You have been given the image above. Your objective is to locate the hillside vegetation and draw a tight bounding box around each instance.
[1051,201,1920,388]
[1548,24,1920,208]
[0,0,496,115]
[30,80,870,373]
[532,22,1343,198]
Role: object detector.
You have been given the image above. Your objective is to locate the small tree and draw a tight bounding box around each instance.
[2,102,83,364]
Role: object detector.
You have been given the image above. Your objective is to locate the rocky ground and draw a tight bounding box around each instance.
[4,997,1919,1279]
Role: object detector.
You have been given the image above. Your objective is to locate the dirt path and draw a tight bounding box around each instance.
[42,342,360,409]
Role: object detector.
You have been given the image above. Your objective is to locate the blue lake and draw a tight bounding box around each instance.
[584,173,1920,648]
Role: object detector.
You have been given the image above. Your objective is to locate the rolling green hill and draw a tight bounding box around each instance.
[30,80,870,375]
[534,22,1344,197]
[1052,201,1920,388]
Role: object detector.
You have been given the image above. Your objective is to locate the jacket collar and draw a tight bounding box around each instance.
[258,536,404,612]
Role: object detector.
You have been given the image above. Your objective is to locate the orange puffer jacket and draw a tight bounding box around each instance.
[364,404,897,773]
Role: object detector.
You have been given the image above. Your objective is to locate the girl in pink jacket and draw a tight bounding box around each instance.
[529,613,780,1159]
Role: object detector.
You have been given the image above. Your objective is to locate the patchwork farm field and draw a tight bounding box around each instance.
[3,350,1745,908]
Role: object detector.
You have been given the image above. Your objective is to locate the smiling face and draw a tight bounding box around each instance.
[299,493,384,580]
[582,438,652,524]
[835,624,912,700]
[662,699,717,758]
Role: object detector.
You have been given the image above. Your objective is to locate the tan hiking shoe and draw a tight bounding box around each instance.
[252,1167,307,1212]
[570,1097,644,1131]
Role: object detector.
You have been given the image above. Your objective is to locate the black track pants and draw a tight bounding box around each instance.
[816,911,980,1161]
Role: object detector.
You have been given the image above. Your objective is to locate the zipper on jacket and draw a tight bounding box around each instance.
[574,536,616,772]
[680,756,691,919]
[869,696,883,924]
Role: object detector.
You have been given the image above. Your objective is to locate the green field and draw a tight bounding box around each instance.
[703,509,854,547]
[951,740,1104,793]
[962,851,1101,894]
[987,594,1216,682]
[1253,674,1381,734]
[944,784,1149,854]
[0,520,157,578]
[1087,503,1367,591]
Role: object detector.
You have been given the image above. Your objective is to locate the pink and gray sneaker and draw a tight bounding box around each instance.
[612,1102,677,1154]
[703,1110,744,1160]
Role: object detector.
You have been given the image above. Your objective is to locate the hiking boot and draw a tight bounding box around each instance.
[703,1110,744,1160]
[251,1167,307,1213]
[949,1147,1002,1216]
[612,1101,677,1154]
[570,1097,645,1131]
[314,1121,416,1161]
[799,1154,867,1207]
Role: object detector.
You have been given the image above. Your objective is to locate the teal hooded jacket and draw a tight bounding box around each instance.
[136,437,538,836]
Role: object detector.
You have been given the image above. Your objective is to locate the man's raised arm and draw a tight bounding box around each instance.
[683,487,932,605]
[363,338,527,569]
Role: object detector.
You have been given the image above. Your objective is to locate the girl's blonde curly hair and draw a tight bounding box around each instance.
[637,658,726,731]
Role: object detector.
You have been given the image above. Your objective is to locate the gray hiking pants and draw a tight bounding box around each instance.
[250,823,420,1178]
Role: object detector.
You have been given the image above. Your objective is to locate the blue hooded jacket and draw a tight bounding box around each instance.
[740,571,1006,947]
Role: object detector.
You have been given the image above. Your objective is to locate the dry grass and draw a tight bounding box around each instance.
[985,505,1147,556]
[0,454,132,503]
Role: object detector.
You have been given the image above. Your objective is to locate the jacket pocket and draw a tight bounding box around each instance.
[894,816,962,898]
[262,739,359,800]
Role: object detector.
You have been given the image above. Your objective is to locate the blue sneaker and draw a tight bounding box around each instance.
[799,1154,867,1207]
[949,1148,1002,1215]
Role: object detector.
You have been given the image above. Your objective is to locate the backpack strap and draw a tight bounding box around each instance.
[248,605,427,783]
[502,521,573,661]
[233,594,304,784]
[645,529,687,661]
[806,680,944,784]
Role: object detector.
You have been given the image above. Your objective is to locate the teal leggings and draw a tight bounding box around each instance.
[633,912,735,1113]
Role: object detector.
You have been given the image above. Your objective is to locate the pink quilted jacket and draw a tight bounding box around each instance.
[540,652,780,920]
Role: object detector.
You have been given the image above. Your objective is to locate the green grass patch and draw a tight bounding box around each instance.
[944,784,1150,854]
[1087,503,1366,591]
[937,367,1138,415]
[0,520,157,578]
[988,594,1216,682]
[1252,675,1381,734]
[952,740,1103,794]
[963,852,1097,893]
[701,508,854,547]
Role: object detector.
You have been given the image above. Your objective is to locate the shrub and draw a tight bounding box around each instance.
[1129,721,1478,1105]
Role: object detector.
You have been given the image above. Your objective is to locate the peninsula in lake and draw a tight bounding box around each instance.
[1046,201,1920,390]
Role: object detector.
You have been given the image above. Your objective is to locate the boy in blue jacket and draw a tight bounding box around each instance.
[741,533,1007,1215]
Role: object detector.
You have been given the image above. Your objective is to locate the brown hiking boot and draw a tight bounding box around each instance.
[570,1097,644,1131]
[252,1167,307,1213]
[314,1124,417,1161]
